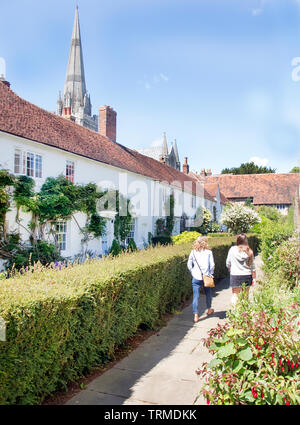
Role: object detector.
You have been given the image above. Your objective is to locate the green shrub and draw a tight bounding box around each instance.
[109,239,122,256]
[260,221,293,266]
[127,238,137,252]
[151,236,172,246]
[0,235,260,404]
[269,239,300,289]
[171,231,201,245]
[199,300,300,405]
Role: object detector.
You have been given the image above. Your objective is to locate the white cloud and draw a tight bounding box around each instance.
[145,82,151,90]
[151,137,163,147]
[159,73,169,82]
[249,156,270,167]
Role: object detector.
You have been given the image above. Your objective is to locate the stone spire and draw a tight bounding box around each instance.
[63,6,86,109]
[162,132,168,157]
[173,139,181,171]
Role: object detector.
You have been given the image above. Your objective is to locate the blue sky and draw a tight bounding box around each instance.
[1,0,300,174]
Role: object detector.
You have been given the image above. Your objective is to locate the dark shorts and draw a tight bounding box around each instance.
[230,275,252,288]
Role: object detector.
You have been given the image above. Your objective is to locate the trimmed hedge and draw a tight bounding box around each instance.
[0,235,260,404]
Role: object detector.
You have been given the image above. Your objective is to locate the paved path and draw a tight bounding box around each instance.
[66,277,233,405]
[66,256,262,405]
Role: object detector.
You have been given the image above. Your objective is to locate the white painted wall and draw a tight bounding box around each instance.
[0,131,217,261]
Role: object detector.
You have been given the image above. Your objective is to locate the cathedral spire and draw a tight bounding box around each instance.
[162,132,168,157]
[63,6,86,106]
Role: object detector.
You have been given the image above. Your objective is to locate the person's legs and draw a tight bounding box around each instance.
[192,279,201,321]
[203,285,213,312]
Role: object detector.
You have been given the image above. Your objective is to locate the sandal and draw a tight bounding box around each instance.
[207,309,214,316]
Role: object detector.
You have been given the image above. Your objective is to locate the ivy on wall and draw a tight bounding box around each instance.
[0,170,133,269]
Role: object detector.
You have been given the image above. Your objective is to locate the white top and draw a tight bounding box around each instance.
[187,249,215,280]
[226,245,256,276]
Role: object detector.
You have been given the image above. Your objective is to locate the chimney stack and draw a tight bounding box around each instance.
[99,106,117,142]
[183,157,189,174]
[200,169,206,177]
[206,168,212,176]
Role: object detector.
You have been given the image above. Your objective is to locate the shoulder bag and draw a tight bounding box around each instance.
[193,250,215,288]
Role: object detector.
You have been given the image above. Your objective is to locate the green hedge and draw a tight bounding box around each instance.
[0,235,259,404]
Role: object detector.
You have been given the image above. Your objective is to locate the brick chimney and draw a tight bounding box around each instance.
[183,157,189,174]
[206,168,212,176]
[99,106,117,142]
[200,169,206,177]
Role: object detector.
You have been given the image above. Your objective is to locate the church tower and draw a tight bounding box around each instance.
[57,6,98,131]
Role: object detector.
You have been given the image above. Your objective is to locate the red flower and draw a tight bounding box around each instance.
[206,399,210,405]
[261,392,264,399]
[285,400,290,405]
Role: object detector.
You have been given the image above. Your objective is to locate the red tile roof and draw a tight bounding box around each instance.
[0,81,208,197]
[188,172,228,204]
[202,173,300,205]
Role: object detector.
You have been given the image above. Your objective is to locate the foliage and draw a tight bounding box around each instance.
[152,236,173,246]
[207,232,230,237]
[266,239,300,289]
[207,222,221,233]
[198,300,299,405]
[109,239,123,256]
[257,205,282,222]
[4,239,62,271]
[290,166,300,173]
[193,206,212,234]
[112,191,133,244]
[221,162,276,175]
[220,203,261,234]
[260,221,293,266]
[127,238,137,252]
[0,235,261,404]
[172,231,201,245]
[0,169,15,240]
[155,194,175,237]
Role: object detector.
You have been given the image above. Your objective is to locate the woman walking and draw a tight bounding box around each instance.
[187,236,215,323]
[226,233,256,305]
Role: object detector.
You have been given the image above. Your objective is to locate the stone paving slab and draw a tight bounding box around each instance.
[66,272,236,405]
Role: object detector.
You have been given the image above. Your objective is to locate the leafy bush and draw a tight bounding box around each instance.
[260,221,293,266]
[127,238,137,252]
[267,239,300,289]
[199,301,299,405]
[152,236,173,246]
[257,206,282,222]
[0,235,261,404]
[220,203,260,234]
[193,206,212,234]
[109,239,122,256]
[171,231,201,245]
[4,238,62,271]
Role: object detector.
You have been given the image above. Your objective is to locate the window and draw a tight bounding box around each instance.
[14,149,42,178]
[14,149,22,174]
[125,219,136,246]
[53,221,67,251]
[35,155,42,178]
[66,160,75,182]
[26,152,34,177]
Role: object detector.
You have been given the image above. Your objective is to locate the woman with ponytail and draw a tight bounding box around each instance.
[226,233,256,305]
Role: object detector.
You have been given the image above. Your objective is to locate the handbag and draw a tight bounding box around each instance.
[193,250,215,288]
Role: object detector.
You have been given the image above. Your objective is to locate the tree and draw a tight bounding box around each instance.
[290,166,300,173]
[221,162,276,175]
[220,203,260,234]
